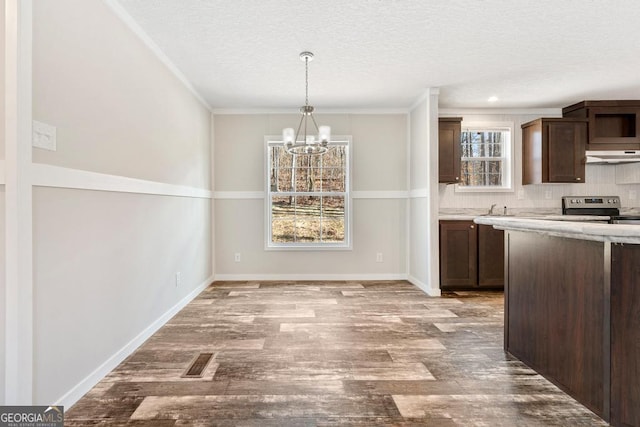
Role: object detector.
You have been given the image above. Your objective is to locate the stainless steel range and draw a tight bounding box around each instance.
[562,196,640,224]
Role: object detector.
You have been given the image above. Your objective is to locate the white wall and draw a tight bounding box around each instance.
[0,188,4,403]
[0,0,6,404]
[0,186,5,404]
[0,0,5,158]
[439,112,640,211]
[30,0,212,405]
[32,188,210,403]
[407,90,440,296]
[32,0,210,187]
[213,113,407,278]
[409,100,428,287]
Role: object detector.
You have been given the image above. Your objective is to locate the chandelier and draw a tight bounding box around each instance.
[282,51,331,155]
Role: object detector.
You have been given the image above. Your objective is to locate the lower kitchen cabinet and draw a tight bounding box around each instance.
[439,221,477,288]
[478,222,505,287]
[439,220,504,290]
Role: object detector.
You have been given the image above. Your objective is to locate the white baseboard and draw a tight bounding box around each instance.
[57,275,213,409]
[213,273,408,282]
[214,274,442,296]
[408,274,441,296]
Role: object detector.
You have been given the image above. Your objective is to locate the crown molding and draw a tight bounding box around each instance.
[102,0,212,112]
[439,107,562,116]
[211,108,410,115]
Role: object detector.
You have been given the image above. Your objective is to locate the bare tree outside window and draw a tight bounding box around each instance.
[267,141,350,248]
[459,128,510,188]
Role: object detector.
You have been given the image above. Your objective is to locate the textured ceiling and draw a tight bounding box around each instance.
[114,0,640,110]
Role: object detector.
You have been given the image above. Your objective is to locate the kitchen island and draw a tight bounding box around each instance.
[474,217,640,427]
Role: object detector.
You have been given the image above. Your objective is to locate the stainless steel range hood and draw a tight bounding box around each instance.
[586,150,640,164]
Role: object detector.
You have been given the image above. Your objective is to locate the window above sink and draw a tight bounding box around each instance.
[455,121,514,193]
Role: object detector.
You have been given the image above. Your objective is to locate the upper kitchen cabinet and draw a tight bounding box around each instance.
[562,100,640,150]
[439,117,462,184]
[522,118,587,184]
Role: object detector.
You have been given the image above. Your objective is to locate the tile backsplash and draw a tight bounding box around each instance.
[440,164,640,212]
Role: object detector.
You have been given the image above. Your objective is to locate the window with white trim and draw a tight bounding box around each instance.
[266,138,351,249]
[457,123,513,191]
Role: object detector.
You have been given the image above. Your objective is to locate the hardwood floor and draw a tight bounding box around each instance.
[66,281,607,426]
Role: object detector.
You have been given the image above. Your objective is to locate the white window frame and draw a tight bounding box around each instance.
[455,121,514,193]
[264,135,353,250]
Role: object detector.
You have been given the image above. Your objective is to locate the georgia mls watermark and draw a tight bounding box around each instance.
[0,406,63,427]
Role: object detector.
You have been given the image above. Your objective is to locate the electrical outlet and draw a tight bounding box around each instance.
[517,188,525,200]
[630,190,637,200]
[376,253,383,263]
[544,190,552,200]
[32,120,57,151]
[234,253,241,262]
[175,272,181,287]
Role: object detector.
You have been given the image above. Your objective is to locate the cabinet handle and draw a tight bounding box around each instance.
[455,177,459,181]
[470,225,475,229]
[576,177,581,181]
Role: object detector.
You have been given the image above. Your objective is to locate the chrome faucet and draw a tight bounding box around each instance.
[488,204,497,215]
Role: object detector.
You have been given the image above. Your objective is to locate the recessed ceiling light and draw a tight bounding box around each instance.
[488,96,499,103]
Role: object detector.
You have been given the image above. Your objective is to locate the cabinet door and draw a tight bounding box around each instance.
[522,122,542,185]
[546,120,586,183]
[439,119,462,184]
[439,221,477,289]
[478,225,504,288]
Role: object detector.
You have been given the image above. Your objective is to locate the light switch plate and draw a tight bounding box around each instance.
[32,120,57,151]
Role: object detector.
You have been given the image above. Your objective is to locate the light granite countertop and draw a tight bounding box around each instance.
[474,216,640,244]
[439,214,610,222]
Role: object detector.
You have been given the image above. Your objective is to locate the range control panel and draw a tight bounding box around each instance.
[561,196,621,215]
[562,196,621,208]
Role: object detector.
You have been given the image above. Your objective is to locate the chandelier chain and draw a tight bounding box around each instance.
[305,56,309,107]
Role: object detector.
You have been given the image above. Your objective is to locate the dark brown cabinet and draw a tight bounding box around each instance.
[521,118,587,184]
[611,243,640,427]
[478,223,505,287]
[439,117,462,184]
[439,220,503,290]
[563,100,640,150]
[440,220,477,288]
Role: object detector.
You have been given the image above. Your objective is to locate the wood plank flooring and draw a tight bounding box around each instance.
[66,281,607,426]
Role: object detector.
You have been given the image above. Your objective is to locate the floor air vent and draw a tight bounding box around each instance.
[182,352,213,378]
